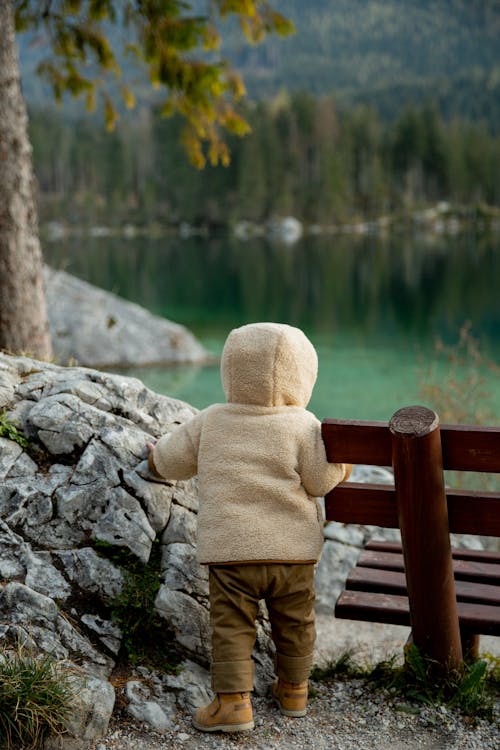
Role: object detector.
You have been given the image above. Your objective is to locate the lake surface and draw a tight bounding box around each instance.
[44,229,500,422]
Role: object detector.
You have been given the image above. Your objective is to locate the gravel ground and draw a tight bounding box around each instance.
[93,617,499,750]
[96,678,499,750]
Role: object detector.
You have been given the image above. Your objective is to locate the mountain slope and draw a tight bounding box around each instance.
[17,0,500,126]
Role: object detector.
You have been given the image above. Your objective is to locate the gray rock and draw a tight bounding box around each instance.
[71,439,122,486]
[170,479,199,512]
[351,463,394,484]
[24,516,86,550]
[57,615,114,679]
[163,660,212,712]
[0,363,19,409]
[80,614,122,655]
[55,548,124,604]
[161,542,209,597]
[162,503,197,547]
[125,678,176,732]
[28,393,100,454]
[123,466,173,532]
[323,520,366,545]
[7,488,54,531]
[0,584,70,659]
[63,675,115,744]
[127,700,174,732]
[91,487,156,563]
[44,266,210,368]
[0,437,24,477]
[0,581,59,627]
[24,550,72,601]
[0,521,27,578]
[154,587,210,658]
[0,352,209,742]
[315,540,362,615]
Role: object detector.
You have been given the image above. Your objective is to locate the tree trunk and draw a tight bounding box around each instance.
[0,0,52,359]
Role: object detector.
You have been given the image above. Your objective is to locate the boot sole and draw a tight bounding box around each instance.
[192,718,255,733]
[273,696,307,718]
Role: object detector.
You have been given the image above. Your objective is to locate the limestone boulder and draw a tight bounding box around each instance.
[0,353,209,746]
[44,266,210,367]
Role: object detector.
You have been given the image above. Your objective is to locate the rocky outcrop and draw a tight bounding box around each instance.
[0,353,274,747]
[44,266,210,368]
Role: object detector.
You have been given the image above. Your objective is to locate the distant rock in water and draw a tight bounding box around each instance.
[44,266,210,368]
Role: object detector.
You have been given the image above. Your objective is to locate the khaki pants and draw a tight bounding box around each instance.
[209,563,316,693]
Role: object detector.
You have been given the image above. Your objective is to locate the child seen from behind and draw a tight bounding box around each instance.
[147,322,351,732]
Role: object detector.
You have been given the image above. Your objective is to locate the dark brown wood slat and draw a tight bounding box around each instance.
[447,491,500,536]
[334,590,411,627]
[321,420,391,466]
[357,550,404,571]
[366,540,500,566]
[325,483,398,528]
[456,601,500,635]
[335,591,500,635]
[326,485,500,537]
[441,424,500,473]
[357,550,500,584]
[453,559,500,585]
[346,566,500,605]
[365,540,402,553]
[346,566,407,594]
[322,419,500,473]
[452,548,500,563]
[455,581,500,605]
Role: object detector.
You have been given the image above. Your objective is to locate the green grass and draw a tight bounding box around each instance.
[312,645,499,722]
[0,644,77,749]
[311,650,364,682]
[0,409,29,449]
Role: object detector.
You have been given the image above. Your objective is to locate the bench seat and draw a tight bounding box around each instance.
[335,540,500,636]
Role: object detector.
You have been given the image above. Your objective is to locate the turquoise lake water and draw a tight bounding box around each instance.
[44,229,500,423]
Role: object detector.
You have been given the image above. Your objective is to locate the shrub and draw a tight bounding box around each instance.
[93,539,181,673]
[0,644,76,750]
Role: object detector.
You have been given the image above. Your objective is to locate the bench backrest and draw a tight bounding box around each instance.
[322,417,500,537]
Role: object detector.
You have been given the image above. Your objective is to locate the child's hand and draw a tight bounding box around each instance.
[343,463,353,481]
[135,440,167,483]
[147,441,158,473]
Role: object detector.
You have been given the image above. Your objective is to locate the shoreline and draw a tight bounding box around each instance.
[40,202,500,245]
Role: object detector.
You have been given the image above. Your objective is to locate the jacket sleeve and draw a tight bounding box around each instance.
[151,412,203,480]
[298,414,349,497]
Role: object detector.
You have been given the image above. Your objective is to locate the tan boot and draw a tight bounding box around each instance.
[192,692,254,733]
[272,679,308,717]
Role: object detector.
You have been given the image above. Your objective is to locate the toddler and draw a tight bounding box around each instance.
[147,322,351,732]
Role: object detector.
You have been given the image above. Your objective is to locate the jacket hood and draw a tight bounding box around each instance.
[221,322,318,407]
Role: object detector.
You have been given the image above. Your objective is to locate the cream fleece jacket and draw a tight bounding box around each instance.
[152,323,348,564]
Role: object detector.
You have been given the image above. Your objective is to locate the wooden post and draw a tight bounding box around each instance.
[389,406,463,668]
[460,632,480,663]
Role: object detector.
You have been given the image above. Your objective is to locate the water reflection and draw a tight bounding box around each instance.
[44,230,500,352]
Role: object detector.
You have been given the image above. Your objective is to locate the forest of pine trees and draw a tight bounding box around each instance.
[30,93,500,230]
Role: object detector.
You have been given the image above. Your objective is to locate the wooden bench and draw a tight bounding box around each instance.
[322,405,500,666]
